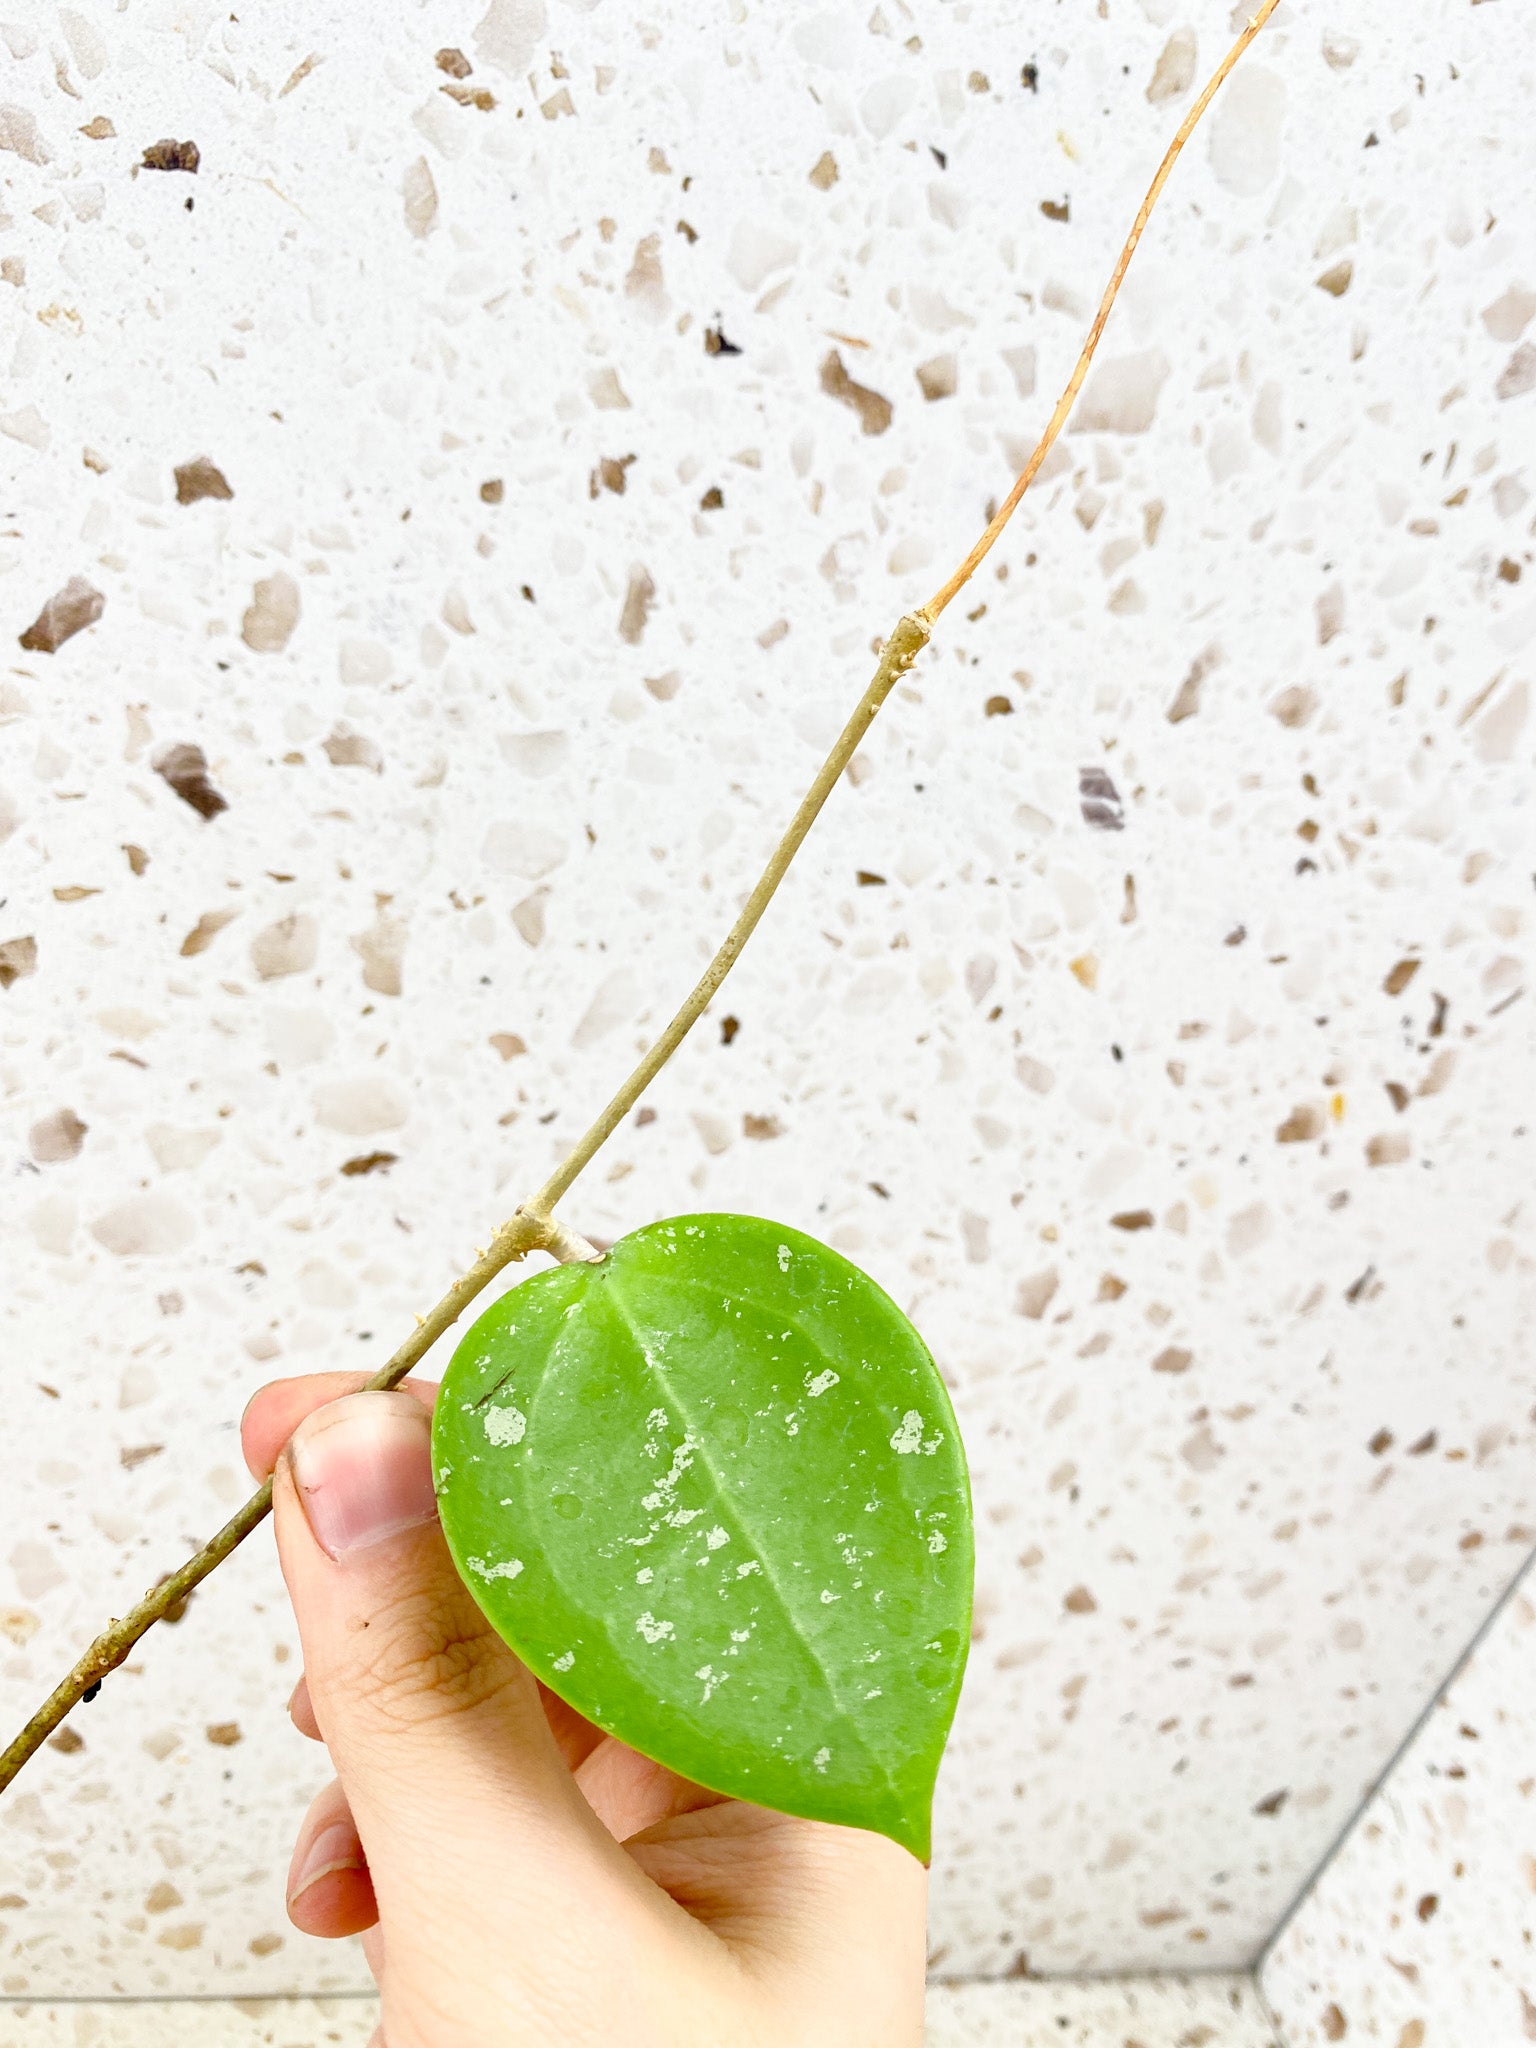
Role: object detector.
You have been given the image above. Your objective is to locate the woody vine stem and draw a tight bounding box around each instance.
[0,0,1279,1795]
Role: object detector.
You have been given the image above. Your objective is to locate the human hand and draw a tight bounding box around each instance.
[242,1374,928,2048]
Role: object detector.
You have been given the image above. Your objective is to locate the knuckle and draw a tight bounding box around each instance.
[347,1586,516,1729]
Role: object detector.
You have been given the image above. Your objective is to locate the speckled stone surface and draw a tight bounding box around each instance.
[927,1973,1280,2045]
[0,1977,1279,2047]
[0,1998,378,2048]
[1259,1562,1536,2047]
[2,0,1534,2001]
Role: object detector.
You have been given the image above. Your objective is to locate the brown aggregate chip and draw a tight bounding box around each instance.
[18,576,105,653]
[0,936,39,988]
[341,1152,398,1176]
[142,139,200,172]
[820,350,893,435]
[153,743,228,820]
[174,457,233,504]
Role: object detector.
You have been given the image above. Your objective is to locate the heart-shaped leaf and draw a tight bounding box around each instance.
[433,1213,972,1860]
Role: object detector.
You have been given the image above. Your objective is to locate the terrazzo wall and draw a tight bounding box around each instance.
[1261,1560,1536,2047]
[2,0,1533,2004]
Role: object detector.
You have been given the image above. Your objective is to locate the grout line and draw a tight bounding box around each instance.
[0,1992,378,2008]
[6,1957,1269,2007]
[928,1962,1260,1989]
[5,1967,1262,2007]
[1253,1964,1290,2048]
[1252,1540,1536,1985]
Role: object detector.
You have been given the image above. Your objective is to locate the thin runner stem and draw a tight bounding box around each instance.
[0,1,1278,1794]
[921,0,1282,624]
[526,613,932,1217]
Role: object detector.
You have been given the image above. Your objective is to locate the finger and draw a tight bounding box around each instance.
[272,1389,610,1936]
[628,1801,926,2024]
[287,1777,378,1939]
[575,1735,726,1843]
[289,1673,321,1741]
[536,1679,608,1774]
[242,1372,437,1481]
[257,1387,608,1763]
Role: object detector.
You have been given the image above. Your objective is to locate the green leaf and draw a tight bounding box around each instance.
[432,1213,972,1861]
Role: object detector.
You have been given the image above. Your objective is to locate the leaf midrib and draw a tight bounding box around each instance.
[594,1266,906,1811]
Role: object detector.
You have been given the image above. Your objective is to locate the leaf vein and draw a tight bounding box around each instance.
[595,1273,903,1807]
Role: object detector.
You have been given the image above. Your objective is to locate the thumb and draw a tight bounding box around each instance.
[273,1389,599,1933]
